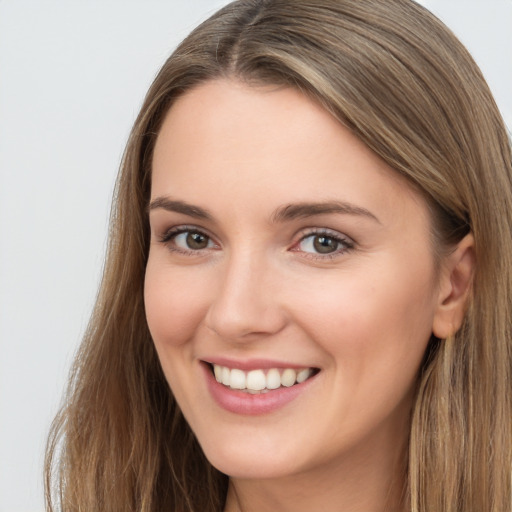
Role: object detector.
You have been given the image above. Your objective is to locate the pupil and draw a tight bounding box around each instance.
[186,232,208,249]
[313,236,338,254]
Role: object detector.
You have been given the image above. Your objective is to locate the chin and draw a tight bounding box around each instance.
[199,436,305,480]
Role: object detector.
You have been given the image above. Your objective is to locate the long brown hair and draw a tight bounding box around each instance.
[45,1,512,511]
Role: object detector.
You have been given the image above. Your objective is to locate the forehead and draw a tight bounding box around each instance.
[151,79,429,229]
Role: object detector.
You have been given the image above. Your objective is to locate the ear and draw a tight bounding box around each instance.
[432,233,475,339]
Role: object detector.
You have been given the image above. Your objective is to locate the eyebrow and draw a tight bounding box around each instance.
[148,197,380,224]
[148,197,213,220]
[270,201,380,224]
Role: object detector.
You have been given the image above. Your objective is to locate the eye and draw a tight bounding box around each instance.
[160,227,216,254]
[174,231,212,250]
[295,231,353,257]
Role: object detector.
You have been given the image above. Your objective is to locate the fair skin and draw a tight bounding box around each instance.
[144,79,474,512]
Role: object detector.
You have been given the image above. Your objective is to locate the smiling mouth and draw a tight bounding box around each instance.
[208,363,319,394]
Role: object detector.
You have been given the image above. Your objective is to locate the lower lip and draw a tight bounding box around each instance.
[201,363,317,415]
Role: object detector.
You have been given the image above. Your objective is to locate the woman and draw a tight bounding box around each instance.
[45,1,512,511]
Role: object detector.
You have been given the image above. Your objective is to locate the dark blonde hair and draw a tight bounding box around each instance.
[45,1,512,511]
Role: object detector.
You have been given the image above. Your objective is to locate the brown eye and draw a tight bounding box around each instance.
[168,230,214,251]
[313,235,339,254]
[296,232,352,257]
[186,232,209,249]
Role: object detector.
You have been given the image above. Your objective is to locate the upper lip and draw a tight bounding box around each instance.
[201,357,319,371]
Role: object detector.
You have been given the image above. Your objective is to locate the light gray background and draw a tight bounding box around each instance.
[0,1,510,511]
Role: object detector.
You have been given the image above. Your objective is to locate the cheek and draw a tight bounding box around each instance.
[143,259,212,410]
[294,267,436,441]
[290,258,436,379]
[144,259,211,347]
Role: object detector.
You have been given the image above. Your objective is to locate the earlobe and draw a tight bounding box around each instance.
[432,233,476,339]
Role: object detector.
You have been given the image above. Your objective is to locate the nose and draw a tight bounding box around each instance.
[204,250,288,342]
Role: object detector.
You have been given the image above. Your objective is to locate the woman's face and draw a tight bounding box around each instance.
[145,80,441,480]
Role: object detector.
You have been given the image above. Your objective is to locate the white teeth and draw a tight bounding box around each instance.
[266,368,281,390]
[230,368,246,389]
[246,369,266,390]
[221,366,230,386]
[212,364,315,392]
[297,368,312,383]
[281,368,296,387]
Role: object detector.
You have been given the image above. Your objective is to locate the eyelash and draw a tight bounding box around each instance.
[291,228,355,260]
[158,226,355,259]
[159,225,218,256]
